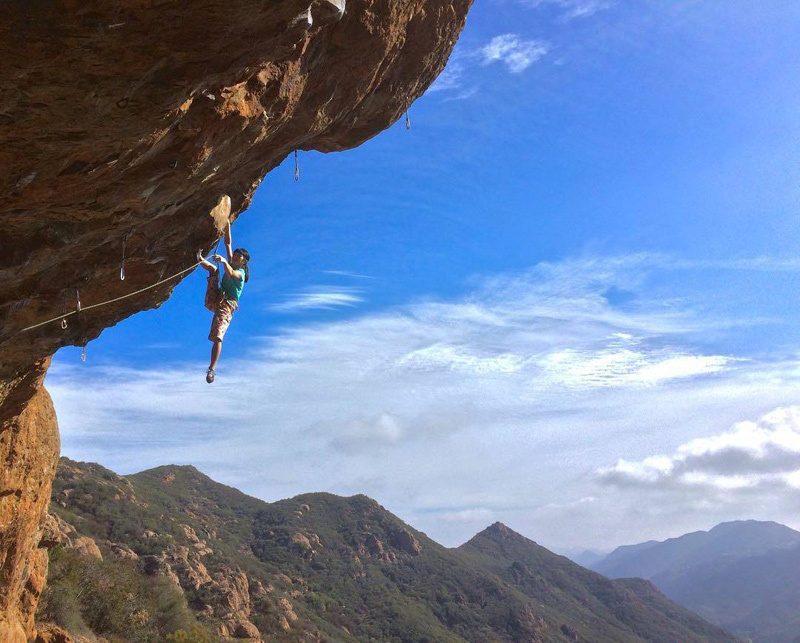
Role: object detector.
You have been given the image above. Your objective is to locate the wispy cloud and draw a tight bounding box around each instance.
[427,55,468,93]
[481,34,549,73]
[270,286,363,312]
[516,0,612,21]
[428,34,549,97]
[48,253,800,548]
[321,270,376,280]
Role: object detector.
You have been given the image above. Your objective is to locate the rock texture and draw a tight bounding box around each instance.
[0,361,60,643]
[0,1,472,639]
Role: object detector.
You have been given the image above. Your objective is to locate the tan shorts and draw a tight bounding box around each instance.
[206,273,238,342]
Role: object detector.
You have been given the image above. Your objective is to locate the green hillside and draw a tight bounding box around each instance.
[38,458,739,642]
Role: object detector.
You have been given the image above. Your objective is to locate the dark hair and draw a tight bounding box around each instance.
[234,248,250,282]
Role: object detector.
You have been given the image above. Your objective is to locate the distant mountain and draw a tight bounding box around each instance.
[591,520,800,643]
[459,523,736,643]
[37,458,738,642]
[655,544,800,642]
[552,547,609,568]
[593,520,800,580]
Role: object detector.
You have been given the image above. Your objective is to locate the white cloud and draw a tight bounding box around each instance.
[398,344,528,374]
[47,254,800,549]
[599,406,800,492]
[517,0,612,21]
[481,34,549,74]
[270,286,363,312]
[428,33,548,97]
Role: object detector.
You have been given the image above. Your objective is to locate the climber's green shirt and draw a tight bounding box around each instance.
[221,269,245,303]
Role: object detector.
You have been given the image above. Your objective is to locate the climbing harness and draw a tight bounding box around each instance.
[294,150,300,182]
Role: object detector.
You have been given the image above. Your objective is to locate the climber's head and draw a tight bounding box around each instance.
[233,248,250,282]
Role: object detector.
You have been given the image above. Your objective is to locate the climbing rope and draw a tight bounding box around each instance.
[16,244,219,335]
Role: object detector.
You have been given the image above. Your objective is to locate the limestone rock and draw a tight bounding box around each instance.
[291,532,312,551]
[141,555,182,590]
[179,524,201,544]
[34,623,75,643]
[71,536,103,561]
[0,362,60,643]
[109,543,139,561]
[392,528,422,555]
[365,533,385,557]
[0,1,472,637]
[38,513,63,550]
[47,515,103,560]
[212,568,251,616]
[0,0,473,380]
[278,597,298,622]
[231,618,261,639]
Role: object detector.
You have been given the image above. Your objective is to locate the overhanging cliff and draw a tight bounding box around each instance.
[0,1,471,639]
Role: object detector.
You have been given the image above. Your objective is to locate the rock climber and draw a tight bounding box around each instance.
[197,222,249,383]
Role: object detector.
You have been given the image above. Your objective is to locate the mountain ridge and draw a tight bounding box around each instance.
[38,458,739,642]
[591,519,800,642]
[593,519,800,580]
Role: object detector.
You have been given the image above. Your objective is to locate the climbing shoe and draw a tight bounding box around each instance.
[206,368,215,384]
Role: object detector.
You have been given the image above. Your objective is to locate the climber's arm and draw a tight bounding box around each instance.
[212,254,239,279]
[224,222,233,263]
[196,250,216,273]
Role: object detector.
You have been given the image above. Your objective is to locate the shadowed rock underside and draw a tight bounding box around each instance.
[0,1,472,639]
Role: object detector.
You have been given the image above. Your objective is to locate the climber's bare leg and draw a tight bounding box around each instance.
[209,340,222,371]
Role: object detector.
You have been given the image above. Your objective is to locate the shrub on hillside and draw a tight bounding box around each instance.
[38,546,214,642]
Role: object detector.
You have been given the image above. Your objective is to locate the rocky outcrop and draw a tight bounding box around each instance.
[0,0,471,638]
[0,0,471,379]
[48,515,103,561]
[391,527,422,555]
[0,361,60,643]
[34,623,75,643]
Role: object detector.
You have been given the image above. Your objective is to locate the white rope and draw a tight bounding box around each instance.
[17,259,203,335]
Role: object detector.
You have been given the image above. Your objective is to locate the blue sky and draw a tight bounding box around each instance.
[48,1,800,550]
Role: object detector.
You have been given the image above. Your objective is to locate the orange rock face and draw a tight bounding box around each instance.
[0,0,471,378]
[0,0,471,638]
[0,361,60,643]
